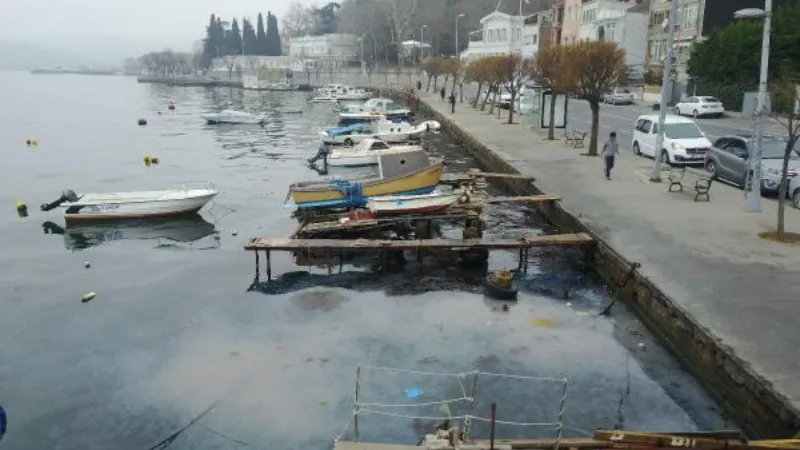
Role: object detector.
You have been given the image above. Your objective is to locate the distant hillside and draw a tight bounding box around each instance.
[0,41,92,70]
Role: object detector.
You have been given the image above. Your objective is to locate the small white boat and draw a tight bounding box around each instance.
[40,183,218,222]
[366,189,462,215]
[311,88,339,103]
[201,109,265,124]
[326,138,422,167]
[338,98,413,123]
[311,85,372,103]
[320,117,441,146]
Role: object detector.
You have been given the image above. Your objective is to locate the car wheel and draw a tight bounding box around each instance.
[706,160,718,179]
[633,142,641,156]
[674,107,681,115]
[794,189,800,209]
[344,138,354,146]
[660,150,671,165]
[693,109,699,118]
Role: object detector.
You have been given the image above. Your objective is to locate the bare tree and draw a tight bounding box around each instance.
[766,71,800,241]
[563,41,626,156]
[492,54,531,124]
[388,0,419,66]
[282,2,317,38]
[531,45,569,140]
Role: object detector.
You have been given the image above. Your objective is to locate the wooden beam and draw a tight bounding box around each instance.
[486,195,562,204]
[244,233,594,251]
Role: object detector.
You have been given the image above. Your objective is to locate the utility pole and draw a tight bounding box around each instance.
[745,0,772,213]
[455,14,465,58]
[650,0,678,182]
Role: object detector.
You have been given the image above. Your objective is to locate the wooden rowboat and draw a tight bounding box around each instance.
[366,189,462,215]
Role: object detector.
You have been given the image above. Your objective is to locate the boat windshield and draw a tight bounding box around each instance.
[664,123,704,139]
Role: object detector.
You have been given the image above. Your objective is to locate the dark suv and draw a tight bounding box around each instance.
[704,133,800,193]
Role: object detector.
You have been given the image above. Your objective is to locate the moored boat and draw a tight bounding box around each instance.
[286,148,443,210]
[311,85,372,103]
[366,189,463,215]
[326,139,422,167]
[40,183,218,221]
[321,117,440,145]
[338,98,413,124]
[201,109,265,124]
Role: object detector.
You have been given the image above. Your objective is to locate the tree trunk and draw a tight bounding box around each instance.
[433,76,438,90]
[587,101,601,156]
[547,91,558,140]
[508,92,516,124]
[480,85,494,111]
[426,74,433,92]
[450,75,457,97]
[443,74,449,87]
[489,90,499,115]
[473,82,483,107]
[777,145,794,237]
[459,83,464,103]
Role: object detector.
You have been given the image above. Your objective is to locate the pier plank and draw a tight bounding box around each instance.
[486,195,562,203]
[245,233,594,251]
[334,442,422,450]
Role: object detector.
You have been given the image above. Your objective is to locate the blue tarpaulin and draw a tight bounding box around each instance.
[405,388,423,399]
[325,123,368,137]
[0,405,7,441]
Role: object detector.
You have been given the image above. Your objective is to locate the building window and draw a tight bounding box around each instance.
[533,34,538,44]
[598,25,605,40]
[682,4,698,30]
[606,22,616,41]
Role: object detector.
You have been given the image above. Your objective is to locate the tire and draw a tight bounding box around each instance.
[633,142,641,156]
[660,150,671,165]
[794,189,800,209]
[674,107,681,115]
[343,138,354,147]
[693,109,699,118]
[706,160,718,179]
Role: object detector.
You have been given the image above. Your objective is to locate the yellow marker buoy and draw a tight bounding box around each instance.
[532,318,555,328]
[81,292,97,303]
[143,155,152,167]
[16,201,28,217]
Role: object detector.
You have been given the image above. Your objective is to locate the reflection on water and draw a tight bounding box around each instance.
[40,215,219,251]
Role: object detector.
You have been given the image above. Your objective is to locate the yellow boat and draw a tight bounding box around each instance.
[286,147,444,210]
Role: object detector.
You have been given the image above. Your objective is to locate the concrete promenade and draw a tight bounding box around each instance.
[416,90,800,430]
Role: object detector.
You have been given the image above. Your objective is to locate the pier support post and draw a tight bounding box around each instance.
[255,251,261,281]
[415,219,431,239]
[266,250,272,281]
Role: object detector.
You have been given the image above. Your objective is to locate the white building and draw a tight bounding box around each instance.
[459,11,545,62]
[578,0,648,68]
[288,33,360,62]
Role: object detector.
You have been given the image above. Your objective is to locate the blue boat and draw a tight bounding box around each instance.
[324,123,369,138]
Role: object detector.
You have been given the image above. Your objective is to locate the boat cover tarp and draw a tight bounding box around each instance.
[330,179,366,206]
[325,123,369,137]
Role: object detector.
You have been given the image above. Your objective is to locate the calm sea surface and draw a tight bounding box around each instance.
[0,72,729,450]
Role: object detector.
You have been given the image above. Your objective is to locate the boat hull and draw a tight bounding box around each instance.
[366,191,460,215]
[321,131,414,146]
[326,153,379,167]
[63,193,217,222]
[290,163,444,210]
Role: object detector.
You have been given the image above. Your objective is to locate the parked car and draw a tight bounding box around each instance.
[787,175,800,208]
[602,87,635,105]
[674,96,725,118]
[705,134,800,194]
[631,114,713,165]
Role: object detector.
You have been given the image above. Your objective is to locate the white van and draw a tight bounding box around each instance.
[631,114,713,165]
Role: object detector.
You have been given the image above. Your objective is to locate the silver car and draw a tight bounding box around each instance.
[704,134,800,194]
[602,87,635,105]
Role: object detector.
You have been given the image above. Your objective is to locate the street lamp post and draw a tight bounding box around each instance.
[455,14,465,58]
[736,2,773,213]
[420,25,428,60]
[650,0,678,182]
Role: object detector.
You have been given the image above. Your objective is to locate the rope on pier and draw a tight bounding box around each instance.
[357,397,473,408]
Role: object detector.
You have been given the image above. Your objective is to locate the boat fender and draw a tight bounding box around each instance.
[15,201,27,217]
[137,118,147,126]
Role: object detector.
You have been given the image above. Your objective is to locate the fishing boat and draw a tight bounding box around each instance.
[326,139,422,167]
[201,109,265,125]
[338,98,413,124]
[40,183,218,222]
[321,117,441,146]
[310,88,339,103]
[286,148,443,210]
[366,189,463,215]
[311,85,372,103]
[41,215,218,251]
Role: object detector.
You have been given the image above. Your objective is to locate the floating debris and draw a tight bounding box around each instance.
[26,138,39,148]
[532,318,554,328]
[404,388,423,399]
[84,261,91,269]
[81,292,97,303]
[229,350,241,357]
[137,118,147,126]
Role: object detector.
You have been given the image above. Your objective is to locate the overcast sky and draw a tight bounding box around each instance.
[0,0,310,50]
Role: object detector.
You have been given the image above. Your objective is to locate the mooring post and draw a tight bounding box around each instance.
[518,248,524,271]
[327,251,333,275]
[255,250,261,279]
[338,252,343,274]
[266,250,272,281]
[353,366,361,441]
[489,403,497,450]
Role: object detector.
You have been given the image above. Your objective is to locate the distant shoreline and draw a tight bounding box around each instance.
[30,69,132,76]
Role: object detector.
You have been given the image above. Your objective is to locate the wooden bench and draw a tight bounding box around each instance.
[668,167,713,201]
[564,130,587,148]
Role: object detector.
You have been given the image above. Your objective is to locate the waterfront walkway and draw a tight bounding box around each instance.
[417,91,800,417]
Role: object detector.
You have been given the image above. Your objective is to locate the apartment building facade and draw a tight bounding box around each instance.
[459,11,546,62]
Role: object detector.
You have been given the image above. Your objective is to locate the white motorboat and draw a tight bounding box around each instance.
[338,98,413,123]
[40,183,218,222]
[311,85,372,103]
[319,117,441,146]
[311,88,339,103]
[325,138,422,167]
[201,109,265,124]
[366,189,463,215]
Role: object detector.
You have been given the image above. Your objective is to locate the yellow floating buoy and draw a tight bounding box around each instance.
[144,155,159,167]
[532,318,555,328]
[16,201,28,217]
[81,292,97,303]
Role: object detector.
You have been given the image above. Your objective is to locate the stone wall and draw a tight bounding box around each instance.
[414,97,800,438]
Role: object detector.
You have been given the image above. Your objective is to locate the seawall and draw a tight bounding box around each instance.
[414,95,800,438]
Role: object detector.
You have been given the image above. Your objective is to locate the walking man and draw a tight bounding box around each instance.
[602,131,620,180]
[440,86,446,101]
[448,92,456,113]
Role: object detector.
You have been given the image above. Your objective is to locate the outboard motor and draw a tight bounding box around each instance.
[308,145,330,165]
[40,189,78,212]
